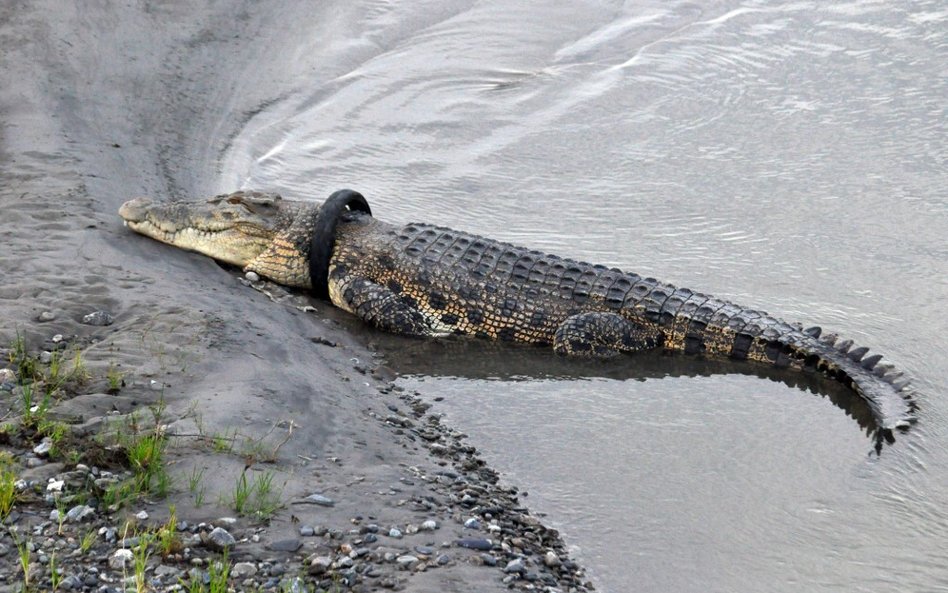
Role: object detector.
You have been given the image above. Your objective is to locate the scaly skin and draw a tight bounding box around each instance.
[119,191,918,445]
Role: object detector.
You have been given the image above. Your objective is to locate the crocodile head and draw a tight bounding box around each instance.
[119,191,301,268]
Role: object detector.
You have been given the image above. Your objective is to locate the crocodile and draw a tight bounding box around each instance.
[119,189,917,447]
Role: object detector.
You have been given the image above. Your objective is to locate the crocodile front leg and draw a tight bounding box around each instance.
[333,276,433,337]
[553,312,664,357]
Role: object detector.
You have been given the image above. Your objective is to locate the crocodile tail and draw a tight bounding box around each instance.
[785,326,918,450]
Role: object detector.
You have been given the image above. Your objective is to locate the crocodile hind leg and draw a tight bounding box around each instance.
[335,277,433,337]
[553,312,664,357]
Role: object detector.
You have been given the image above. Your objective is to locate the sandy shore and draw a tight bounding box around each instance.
[0,2,592,591]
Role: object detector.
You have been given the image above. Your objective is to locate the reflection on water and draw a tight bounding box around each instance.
[380,335,876,437]
[221,0,948,591]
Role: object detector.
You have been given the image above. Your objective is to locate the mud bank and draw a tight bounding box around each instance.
[0,2,593,591]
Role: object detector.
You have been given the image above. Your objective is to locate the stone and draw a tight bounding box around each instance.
[108,549,134,570]
[81,311,114,326]
[232,562,258,578]
[308,556,332,575]
[504,558,526,574]
[388,527,403,539]
[421,519,438,531]
[455,538,493,551]
[396,555,419,570]
[135,510,149,521]
[154,565,179,578]
[204,527,236,551]
[32,439,53,457]
[479,553,497,567]
[37,311,56,322]
[463,517,480,529]
[544,551,561,567]
[299,493,335,507]
[66,505,95,522]
[299,525,315,536]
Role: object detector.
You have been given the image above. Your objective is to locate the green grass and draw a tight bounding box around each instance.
[14,534,31,592]
[0,467,18,520]
[181,550,231,593]
[156,505,182,557]
[132,533,151,593]
[106,361,124,393]
[127,432,169,493]
[229,469,282,520]
[188,466,207,507]
[79,529,97,554]
[49,552,61,592]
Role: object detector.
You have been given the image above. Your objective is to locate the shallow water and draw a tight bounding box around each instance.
[220,1,948,591]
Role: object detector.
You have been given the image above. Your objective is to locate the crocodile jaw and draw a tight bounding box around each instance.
[119,195,278,267]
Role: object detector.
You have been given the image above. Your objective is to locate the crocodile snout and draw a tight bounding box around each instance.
[118,197,153,223]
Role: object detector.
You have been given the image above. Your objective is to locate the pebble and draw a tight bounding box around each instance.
[299,525,315,537]
[66,505,95,522]
[308,556,332,575]
[504,558,526,574]
[456,538,493,551]
[421,519,438,531]
[81,310,114,326]
[299,493,335,507]
[108,549,134,570]
[463,517,480,529]
[32,439,53,457]
[544,550,561,567]
[37,311,56,322]
[388,527,403,539]
[204,527,236,551]
[396,555,419,570]
[244,271,260,282]
[232,562,258,578]
[154,565,179,578]
[135,510,149,521]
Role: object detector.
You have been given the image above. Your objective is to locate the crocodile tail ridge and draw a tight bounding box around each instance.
[807,330,918,449]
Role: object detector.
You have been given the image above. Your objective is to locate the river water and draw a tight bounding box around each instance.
[219,2,948,591]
